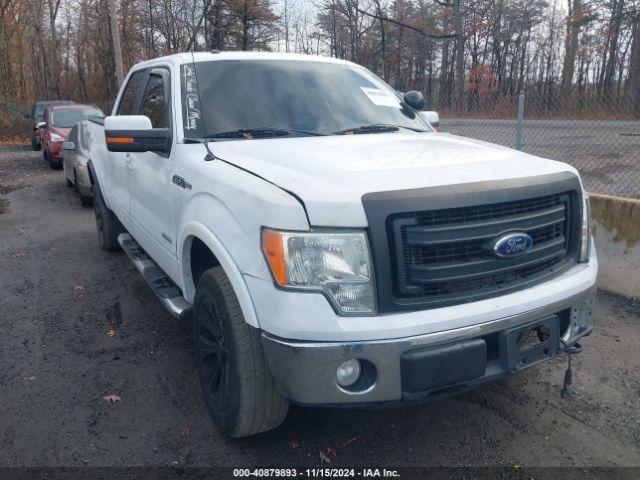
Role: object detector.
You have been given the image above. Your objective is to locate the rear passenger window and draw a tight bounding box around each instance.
[117,71,146,115]
[140,74,168,128]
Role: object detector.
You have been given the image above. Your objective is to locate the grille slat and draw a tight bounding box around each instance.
[409,236,566,284]
[406,203,566,245]
[390,193,574,304]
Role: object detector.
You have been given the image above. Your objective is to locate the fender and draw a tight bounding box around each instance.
[180,221,259,328]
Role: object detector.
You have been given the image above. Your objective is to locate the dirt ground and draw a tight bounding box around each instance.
[1,144,639,468]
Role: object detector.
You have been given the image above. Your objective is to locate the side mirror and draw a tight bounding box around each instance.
[403,91,426,110]
[104,115,170,153]
[36,121,47,129]
[419,111,440,131]
[62,141,75,151]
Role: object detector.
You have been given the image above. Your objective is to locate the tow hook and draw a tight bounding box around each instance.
[559,340,583,399]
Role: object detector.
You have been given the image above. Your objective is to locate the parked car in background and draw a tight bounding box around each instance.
[62,122,94,206]
[24,100,73,150]
[38,103,103,169]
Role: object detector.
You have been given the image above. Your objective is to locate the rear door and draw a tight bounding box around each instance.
[106,69,147,228]
[128,67,177,259]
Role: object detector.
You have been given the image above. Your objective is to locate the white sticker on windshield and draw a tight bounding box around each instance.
[360,87,401,107]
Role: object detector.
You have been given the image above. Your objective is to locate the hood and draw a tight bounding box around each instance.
[209,132,579,227]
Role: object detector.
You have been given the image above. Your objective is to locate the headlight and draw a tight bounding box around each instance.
[262,229,375,315]
[579,193,591,262]
[50,133,65,142]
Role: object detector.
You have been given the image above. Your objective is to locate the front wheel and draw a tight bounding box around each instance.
[31,133,41,151]
[93,183,124,251]
[75,171,92,207]
[193,267,289,437]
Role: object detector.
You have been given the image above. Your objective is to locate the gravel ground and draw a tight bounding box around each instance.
[1,144,639,468]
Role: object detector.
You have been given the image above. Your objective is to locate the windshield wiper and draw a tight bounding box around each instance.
[332,123,427,135]
[204,127,325,140]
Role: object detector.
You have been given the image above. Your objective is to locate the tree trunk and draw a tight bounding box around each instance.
[47,0,61,96]
[560,0,581,98]
[108,0,124,87]
[439,15,450,106]
[629,14,640,115]
[453,0,465,101]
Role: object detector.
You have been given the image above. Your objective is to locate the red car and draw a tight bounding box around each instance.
[38,103,103,169]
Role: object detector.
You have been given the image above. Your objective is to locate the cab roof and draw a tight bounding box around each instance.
[130,51,355,70]
[47,103,100,112]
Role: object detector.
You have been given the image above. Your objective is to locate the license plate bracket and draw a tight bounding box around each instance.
[499,315,560,373]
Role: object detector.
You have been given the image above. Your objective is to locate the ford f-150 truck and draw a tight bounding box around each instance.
[82,52,597,437]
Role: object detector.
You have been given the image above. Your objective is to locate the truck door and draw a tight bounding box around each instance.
[128,68,177,259]
[107,69,147,230]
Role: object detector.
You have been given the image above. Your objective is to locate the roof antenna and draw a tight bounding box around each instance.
[188,43,217,161]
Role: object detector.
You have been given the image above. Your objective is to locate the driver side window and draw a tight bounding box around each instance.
[117,71,146,115]
[139,74,168,128]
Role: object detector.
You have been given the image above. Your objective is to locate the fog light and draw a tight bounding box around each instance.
[336,359,361,387]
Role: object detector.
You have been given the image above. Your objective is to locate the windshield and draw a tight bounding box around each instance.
[35,105,47,119]
[181,60,430,140]
[51,109,103,128]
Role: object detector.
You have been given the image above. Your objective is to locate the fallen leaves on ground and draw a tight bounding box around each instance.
[107,329,116,337]
[319,451,331,463]
[103,394,121,403]
[11,252,25,258]
[288,441,300,449]
[342,436,358,446]
[319,447,338,463]
[74,285,85,291]
[0,138,29,146]
[21,375,35,381]
[182,427,192,438]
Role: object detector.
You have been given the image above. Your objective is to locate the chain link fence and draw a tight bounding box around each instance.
[3,92,640,199]
[436,92,640,199]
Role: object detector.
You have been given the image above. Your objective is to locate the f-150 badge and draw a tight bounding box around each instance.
[172,175,192,190]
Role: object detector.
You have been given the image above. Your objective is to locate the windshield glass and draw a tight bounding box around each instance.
[51,109,103,128]
[35,105,47,119]
[181,60,430,140]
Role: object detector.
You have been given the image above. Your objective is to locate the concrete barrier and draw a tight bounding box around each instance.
[590,193,640,299]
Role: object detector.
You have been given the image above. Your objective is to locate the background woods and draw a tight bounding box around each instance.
[1,0,639,136]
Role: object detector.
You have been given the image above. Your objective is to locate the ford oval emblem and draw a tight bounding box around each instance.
[493,232,533,258]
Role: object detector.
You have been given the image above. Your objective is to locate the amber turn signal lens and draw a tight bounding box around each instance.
[106,137,134,144]
[262,229,287,286]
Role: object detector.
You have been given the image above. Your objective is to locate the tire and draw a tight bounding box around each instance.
[80,194,93,207]
[45,149,60,170]
[93,183,124,251]
[193,267,289,437]
[75,171,92,207]
[31,133,41,151]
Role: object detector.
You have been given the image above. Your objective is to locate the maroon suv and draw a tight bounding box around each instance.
[38,103,103,169]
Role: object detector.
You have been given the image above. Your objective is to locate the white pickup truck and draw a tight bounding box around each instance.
[83,51,597,437]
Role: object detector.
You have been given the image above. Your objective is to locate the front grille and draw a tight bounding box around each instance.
[387,192,576,306]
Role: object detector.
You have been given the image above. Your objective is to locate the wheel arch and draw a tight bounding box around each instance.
[181,222,259,328]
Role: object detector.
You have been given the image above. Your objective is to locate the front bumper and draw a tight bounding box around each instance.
[261,286,596,406]
[49,141,64,161]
